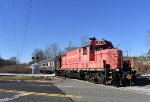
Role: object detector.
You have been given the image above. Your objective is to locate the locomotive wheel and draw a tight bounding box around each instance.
[84,74,90,81]
[99,73,106,84]
[94,75,100,83]
[89,77,94,83]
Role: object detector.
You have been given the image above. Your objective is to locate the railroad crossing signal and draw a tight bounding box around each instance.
[32,56,39,63]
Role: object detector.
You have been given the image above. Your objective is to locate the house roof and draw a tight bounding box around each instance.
[38,58,55,64]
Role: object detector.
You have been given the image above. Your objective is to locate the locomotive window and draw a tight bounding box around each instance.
[83,47,87,55]
[100,41,104,44]
[96,41,104,44]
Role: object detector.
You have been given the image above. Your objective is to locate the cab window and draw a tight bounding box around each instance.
[83,47,87,55]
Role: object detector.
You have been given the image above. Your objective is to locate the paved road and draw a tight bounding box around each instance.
[0,78,150,102]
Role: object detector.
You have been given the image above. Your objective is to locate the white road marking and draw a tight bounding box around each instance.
[0,93,29,102]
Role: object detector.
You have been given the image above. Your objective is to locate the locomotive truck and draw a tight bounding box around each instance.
[38,37,136,86]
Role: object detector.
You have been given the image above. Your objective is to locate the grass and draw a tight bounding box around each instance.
[0,65,32,74]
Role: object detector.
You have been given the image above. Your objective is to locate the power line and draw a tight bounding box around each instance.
[12,0,18,56]
[0,0,12,50]
[20,0,33,60]
[8,0,19,59]
[1,0,19,59]
[0,0,33,62]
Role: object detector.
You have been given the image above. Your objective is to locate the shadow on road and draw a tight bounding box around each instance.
[0,80,75,102]
[135,77,150,86]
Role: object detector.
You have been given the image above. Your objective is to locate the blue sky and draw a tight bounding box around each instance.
[0,0,150,63]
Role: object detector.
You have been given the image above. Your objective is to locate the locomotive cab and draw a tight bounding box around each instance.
[95,39,114,50]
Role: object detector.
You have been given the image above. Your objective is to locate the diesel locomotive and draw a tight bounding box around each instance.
[39,37,136,86]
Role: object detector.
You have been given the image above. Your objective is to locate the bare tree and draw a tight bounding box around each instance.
[147,49,150,57]
[32,48,45,62]
[9,57,20,65]
[0,56,20,67]
[80,35,90,47]
[0,55,2,67]
[44,43,60,59]
[64,41,78,52]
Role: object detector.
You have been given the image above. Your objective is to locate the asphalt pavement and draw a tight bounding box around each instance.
[0,77,150,102]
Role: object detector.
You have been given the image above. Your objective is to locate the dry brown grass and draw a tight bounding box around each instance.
[132,62,150,74]
[130,57,150,74]
[0,65,31,74]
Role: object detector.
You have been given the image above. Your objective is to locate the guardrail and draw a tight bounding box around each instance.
[0,73,55,79]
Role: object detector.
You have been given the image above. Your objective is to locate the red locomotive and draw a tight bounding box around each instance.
[57,37,136,86]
